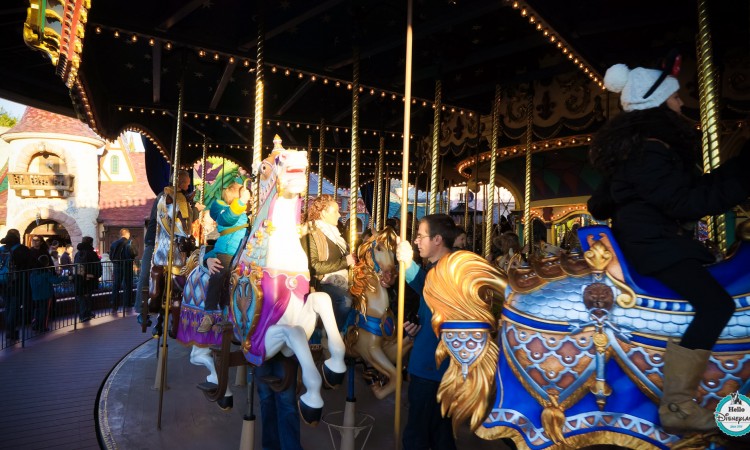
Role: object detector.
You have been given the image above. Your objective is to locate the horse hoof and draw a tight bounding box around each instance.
[217,395,233,411]
[298,399,322,426]
[322,363,345,389]
[197,382,218,393]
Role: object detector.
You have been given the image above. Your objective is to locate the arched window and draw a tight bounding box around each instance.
[29,151,67,174]
[111,155,120,174]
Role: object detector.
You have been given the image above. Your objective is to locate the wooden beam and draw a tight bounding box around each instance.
[152,40,162,104]
[157,0,206,31]
[209,60,238,110]
[325,2,503,71]
[238,0,347,51]
[275,79,312,116]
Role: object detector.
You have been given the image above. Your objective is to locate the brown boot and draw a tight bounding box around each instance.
[197,315,213,333]
[658,341,717,434]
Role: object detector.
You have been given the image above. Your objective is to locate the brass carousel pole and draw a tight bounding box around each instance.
[197,135,208,246]
[429,81,441,214]
[375,136,385,230]
[472,143,479,252]
[383,169,390,226]
[411,173,418,239]
[395,0,413,445]
[437,155,444,214]
[334,152,340,202]
[463,183,470,231]
[318,120,325,196]
[252,8,265,215]
[524,94,533,250]
[484,86,501,259]
[157,74,185,430]
[696,0,726,252]
[305,135,312,214]
[350,48,361,251]
[201,136,208,206]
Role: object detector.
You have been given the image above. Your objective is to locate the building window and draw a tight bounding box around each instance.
[111,155,120,174]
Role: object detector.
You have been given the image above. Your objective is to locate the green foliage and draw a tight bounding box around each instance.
[0,108,17,127]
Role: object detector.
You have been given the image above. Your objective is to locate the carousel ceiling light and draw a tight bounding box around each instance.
[114,30,120,38]
[335,81,341,87]
[311,75,316,81]
[391,94,397,100]
[199,49,206,57]
[95,26,102,34]
[214,53,220,60]
[148,38,154,46]
[298,72,304,79]
[165,42,172,50]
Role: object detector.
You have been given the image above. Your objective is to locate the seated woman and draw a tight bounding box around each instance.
[301,195,355,331]
[492,232,520,273]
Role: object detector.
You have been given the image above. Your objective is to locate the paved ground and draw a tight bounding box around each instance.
[0,313,149,450]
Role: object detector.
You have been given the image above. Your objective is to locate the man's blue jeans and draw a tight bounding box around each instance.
[134,243,154,312]
[255,357,302,450]
[317,282,351,332]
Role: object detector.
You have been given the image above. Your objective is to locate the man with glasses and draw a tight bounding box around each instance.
[395,213,459,450]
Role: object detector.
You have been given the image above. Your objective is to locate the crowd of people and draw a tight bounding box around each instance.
[0,226,140,343]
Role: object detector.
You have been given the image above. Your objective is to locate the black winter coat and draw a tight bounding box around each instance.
[588,139,750,275]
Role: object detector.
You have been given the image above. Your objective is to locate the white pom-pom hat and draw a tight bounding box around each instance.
[603,64,679,112]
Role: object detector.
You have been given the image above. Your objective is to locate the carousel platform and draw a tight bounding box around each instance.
[99,332,510,450]
[0,311,508,449]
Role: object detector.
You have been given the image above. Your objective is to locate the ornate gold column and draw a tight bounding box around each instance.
[318,120,325,196]
[429,80,441,214]
[524,94,533,249]
[350,48,361,250]
[375,136,385,230]
[696,0,725,252]
[484,86,500,259]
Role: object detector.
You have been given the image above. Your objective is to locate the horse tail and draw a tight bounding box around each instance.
[425,250,507,434]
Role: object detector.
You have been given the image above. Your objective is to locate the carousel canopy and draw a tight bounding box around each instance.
[1,1,747,192]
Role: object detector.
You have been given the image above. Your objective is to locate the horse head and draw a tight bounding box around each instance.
[253,135,308,203]
[351,226,398,316]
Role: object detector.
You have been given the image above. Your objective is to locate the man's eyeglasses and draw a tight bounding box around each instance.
[414,234,433,241]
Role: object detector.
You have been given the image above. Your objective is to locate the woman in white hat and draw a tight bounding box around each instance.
[587,61,750,433]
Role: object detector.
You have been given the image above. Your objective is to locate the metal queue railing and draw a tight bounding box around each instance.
[0,259,140,350]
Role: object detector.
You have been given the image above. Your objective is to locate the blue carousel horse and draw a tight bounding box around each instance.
[176,136,346,424]
[423,223,750,449]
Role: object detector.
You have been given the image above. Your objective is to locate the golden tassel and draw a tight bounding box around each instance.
[541,392,569,445]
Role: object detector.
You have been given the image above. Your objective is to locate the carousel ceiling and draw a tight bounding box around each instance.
[1,0,748,189]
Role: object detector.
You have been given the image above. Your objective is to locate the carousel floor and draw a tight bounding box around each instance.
[99,334,511,450]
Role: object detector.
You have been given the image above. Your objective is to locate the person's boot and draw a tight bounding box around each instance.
[658,341,717,434]
[196,315,213,333]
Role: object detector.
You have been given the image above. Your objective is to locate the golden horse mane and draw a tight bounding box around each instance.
[180,247,202,276]
[424,250,507,434]
[350,227,398,316]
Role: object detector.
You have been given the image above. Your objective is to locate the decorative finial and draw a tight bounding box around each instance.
[273,135,283,150]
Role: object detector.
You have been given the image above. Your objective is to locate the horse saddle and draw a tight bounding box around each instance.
[149,265,165,300]
[579,225,750,299]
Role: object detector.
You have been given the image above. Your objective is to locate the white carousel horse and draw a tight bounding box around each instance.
[344,226,410,400]
[178,136,346,423]
[423,223,750,450]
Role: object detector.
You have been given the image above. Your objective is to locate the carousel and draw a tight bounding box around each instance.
[3,0,750,449]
